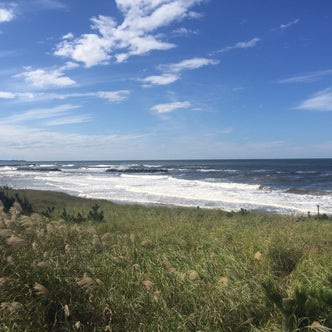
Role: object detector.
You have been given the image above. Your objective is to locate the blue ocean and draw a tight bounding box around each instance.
[0,159,331,215]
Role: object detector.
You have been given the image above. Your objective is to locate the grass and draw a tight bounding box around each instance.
[0,188,332,331]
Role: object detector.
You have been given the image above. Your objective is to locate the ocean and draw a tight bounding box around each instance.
[0,159,331,215]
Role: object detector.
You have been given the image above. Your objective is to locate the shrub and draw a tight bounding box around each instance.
[87,204,104,222]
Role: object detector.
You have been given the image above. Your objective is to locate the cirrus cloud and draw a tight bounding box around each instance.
[214,37,261,54]
[296,89,332,111]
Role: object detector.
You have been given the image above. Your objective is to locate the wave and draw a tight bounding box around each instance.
[17,166,62,172]
[106,168,168,174]
[0,166,16,171]
[286,188,332,196]
[1,160,332,215]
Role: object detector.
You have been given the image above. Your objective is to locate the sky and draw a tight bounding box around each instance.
[0,0,332,161]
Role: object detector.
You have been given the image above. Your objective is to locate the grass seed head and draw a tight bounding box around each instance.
[74,321,81,330]
[46,223,57,233]
[30,213,42,223]
[218,277,229,287]
[9,206,20,217]
[180,273,187,281]
[13,201,23,212]
[87,227,97,235]
[0,229,15,238]
[0,301,23,314]
[187,270,200,281]
[133,263,140,271]
[19,216,34,228]
[130,233,136,244]
[0,277,10,286]
[65,244,71,254]
[306,321,332,331]
[77,275,102,290]
[152,290,161,303]
[64,304,70,318]
[142,280,154,290]
[34,282,49,296]
[6,256,16,266]
[141,240,152,247]
[168,267,176,273]
[36,261,49,269]
[101,232,112,242]
[5,220,18,230]
[254,251,262,260]
[6,235,26,248]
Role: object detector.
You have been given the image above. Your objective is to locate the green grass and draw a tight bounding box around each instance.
[0,188,332,331]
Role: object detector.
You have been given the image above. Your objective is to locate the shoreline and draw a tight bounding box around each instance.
[1,159,332,216]
[1,186,329,219]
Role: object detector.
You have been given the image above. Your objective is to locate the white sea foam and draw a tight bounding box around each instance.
[1,165,331,215]
[33,172,331,214]
[0,166,16,171]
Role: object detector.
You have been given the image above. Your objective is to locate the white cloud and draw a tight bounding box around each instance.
[0,91,34,99]
[15,64,76,88]
[55,19,114,68]
[0,8,14,23]
[172,27,199,36]
[0,123,147,160]
[141,57,219,86]
[0,91,16,99]
[31,0,68,10]
[151,101,191,113]
[279,18,300,29]
[278,69,332,83]
[0,104,80,124]
[97,90,130,102]
[162,57,219,73]
[296,89,332,111]
[141,73,179,86]
[43,115,91,126]
[54,0,203,67]
[215,37,261,54]
[0,89,131,103]
[62,32,74,40]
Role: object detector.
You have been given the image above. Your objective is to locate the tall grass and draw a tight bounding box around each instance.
[0,188,331,331]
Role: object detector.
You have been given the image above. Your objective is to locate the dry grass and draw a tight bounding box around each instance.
[0,190,331,331]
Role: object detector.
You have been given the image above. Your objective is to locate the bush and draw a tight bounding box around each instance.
[87,204,104,222]
[0,187,33,215]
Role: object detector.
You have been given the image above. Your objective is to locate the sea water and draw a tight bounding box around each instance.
[0,159,331,215]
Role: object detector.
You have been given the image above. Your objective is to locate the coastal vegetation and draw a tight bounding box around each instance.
[0,187,331,331]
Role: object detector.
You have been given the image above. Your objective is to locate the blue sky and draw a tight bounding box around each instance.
[0,0,332,160]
